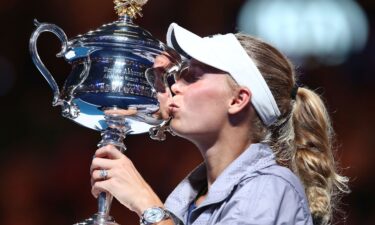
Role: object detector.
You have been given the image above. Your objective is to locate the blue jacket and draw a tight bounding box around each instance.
[165,143,313,225]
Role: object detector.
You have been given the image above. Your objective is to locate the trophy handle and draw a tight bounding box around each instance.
[29,19,68,106]
[149,118,175,141]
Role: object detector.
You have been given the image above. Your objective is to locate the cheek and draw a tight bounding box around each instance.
[182,82,231,127]
[170,76,234,136]
[185,82,230,110]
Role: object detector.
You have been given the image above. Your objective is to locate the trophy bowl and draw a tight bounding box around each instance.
[29,0,178,224]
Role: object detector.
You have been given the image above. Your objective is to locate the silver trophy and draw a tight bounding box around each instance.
[29,0,176,224]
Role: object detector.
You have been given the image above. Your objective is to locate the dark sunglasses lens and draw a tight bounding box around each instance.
[179,66,199,83]
[166,74,176,90]
[145,67,167,93]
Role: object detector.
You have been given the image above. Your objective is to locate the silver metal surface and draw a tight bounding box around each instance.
[29,1,180,224]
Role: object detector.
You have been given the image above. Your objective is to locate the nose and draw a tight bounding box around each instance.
[170,80,182,95]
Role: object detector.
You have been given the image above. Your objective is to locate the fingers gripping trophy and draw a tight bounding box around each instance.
[29,0,176,224]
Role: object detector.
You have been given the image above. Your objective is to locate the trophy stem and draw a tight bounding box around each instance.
[74,192,118,225]
[98,192,114,217]
[98,109,133,152]
[75,108,135,225]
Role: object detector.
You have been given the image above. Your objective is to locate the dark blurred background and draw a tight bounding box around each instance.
[0,0,374,224]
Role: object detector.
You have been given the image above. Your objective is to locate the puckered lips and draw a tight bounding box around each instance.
[168,103,179,117]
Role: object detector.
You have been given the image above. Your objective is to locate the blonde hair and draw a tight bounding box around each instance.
[234,33,349,225]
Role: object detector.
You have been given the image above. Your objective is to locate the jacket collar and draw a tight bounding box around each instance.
[165,143,276,221]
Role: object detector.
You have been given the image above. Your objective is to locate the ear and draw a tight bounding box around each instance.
[228,87,251,115]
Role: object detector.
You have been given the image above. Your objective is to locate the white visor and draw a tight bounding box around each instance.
[166,23,280,126]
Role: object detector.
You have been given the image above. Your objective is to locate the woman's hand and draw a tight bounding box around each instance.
[90,145,164,216]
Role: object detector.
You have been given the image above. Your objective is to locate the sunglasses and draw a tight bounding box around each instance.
[146,58,227,94]
[145,60,189,94]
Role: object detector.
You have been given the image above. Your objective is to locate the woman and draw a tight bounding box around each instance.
[90,23,349,225]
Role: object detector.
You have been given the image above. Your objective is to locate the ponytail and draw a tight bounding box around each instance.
[234,33,349,225]
[291,87,349,225]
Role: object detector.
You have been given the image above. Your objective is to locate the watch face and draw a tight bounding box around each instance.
[144,207,165,223]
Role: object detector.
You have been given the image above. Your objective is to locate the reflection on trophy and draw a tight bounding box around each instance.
[29,0,177,224]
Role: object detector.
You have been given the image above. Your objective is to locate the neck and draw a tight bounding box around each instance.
[192,125,253,187]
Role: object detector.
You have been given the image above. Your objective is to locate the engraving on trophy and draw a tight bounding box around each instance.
[103,66,149,85]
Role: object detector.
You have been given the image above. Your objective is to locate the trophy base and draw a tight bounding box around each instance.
[74,214,119,225]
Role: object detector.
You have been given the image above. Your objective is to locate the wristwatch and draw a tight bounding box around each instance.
[140,207,171,225]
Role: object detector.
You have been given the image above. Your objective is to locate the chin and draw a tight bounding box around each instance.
[169,121,205,143]
[169,120,189,137]
[169,120,183,136]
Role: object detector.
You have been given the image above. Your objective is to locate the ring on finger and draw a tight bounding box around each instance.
[99,169,108,180]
